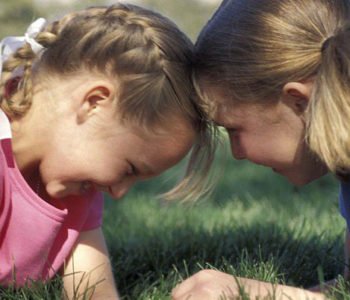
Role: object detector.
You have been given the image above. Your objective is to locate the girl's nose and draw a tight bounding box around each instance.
[109,178,137,199]
[228,132,246,160]
[230,145,246,160]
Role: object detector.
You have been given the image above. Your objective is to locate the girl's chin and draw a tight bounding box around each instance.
[287,177,311,187]
[284,171,327,186]
[271,167,309,186]
[45,182,78,199]
[46,189,69,199]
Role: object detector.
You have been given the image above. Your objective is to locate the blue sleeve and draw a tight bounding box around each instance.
[339,181,350,229]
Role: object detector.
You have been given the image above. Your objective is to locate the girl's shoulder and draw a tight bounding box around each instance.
[341,180,350,198]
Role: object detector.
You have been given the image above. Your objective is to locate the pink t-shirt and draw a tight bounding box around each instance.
[0,112,104,286]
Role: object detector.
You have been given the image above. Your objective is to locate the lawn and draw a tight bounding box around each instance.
[2,1,346,299]
[103,140,346,299]
[1,139,348,299]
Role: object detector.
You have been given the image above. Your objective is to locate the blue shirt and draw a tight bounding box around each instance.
[340,181,350,229]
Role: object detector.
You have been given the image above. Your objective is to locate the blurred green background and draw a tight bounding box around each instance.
[0,0,219,41]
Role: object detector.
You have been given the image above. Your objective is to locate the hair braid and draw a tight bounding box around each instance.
[0,23,58,117]
[0,3,217,201]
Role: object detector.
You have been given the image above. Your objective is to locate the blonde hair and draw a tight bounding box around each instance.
[195,0,350,176]
[0,3,217,201]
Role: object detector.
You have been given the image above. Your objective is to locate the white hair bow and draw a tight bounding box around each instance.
[0,18,47,75]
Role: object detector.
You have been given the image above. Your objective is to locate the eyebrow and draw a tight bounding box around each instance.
[213,104,232,126]
[213,120,225,127]
[213,117,232,128]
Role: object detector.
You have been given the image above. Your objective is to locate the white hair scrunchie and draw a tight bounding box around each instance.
[0,18,47,75]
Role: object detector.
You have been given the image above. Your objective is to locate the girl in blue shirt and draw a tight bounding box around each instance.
[172,0,350,299]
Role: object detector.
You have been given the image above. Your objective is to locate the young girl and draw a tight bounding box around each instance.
[0,3,214,299]
[172,0,350,299]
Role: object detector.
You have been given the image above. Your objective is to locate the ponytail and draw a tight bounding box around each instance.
[195,0,350,176]
[307,23,350,174]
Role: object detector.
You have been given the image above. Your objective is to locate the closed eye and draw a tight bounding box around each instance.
[226,127,240,134]
[214,120,240,132]
[126,162,137,176]
[213,120,225,128]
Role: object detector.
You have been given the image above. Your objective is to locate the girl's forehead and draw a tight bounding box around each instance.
[210,96,273,128]
[204,86,238,113]
[213,102,247,126]
[203,84,231,101]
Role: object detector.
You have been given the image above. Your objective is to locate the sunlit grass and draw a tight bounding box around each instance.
[1,141,348,299]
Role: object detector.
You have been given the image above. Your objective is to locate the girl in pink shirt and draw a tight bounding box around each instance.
[0,3,214,299]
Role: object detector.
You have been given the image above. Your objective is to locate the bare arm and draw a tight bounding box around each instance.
[62,228,119,300]
[172,230,349,299]
[171,270,326,300]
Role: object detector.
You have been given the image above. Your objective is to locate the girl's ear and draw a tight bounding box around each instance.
[77,82,115,124]
[282,81,313,115]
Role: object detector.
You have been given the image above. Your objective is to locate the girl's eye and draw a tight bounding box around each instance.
[127,164,137,176]
[226,128,238,134]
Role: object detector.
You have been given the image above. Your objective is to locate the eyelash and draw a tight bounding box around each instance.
[226,127,238,133]
[127,164,137,176]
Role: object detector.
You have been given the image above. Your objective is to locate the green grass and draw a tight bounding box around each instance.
[102,140,345,299]
[1,141,348,299]
[2,1,344,298]
[103,166,343,299]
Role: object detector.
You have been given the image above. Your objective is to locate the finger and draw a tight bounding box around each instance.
[171,278,195,299]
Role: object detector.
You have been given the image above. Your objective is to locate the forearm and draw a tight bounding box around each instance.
[63,228,120,300]
[172,270,326,300]
[63,259,119,300]
[236,277,326,300]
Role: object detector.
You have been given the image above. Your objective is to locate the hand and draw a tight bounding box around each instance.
[171,269,326,300]
[308,279,338,293]
[172,270,243,300]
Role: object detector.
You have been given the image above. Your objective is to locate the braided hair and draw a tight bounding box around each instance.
[0,3,217,201]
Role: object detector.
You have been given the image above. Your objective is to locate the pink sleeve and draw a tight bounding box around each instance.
[0,150,5,215]
[0,144,10,236]
[81,192,104,231]
[0,147,4,200]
